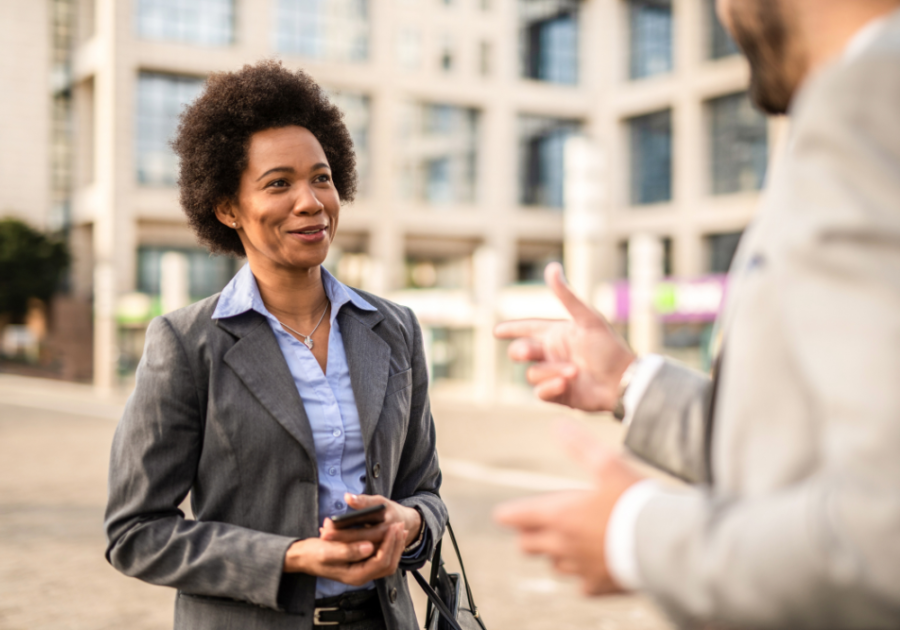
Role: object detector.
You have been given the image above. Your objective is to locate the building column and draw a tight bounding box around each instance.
[563,135,607,302]
[628,233,663,355]
[92,0,122,390]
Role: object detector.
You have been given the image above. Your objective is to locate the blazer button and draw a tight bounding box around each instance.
[389,587,398,603]
[373,463,381,478]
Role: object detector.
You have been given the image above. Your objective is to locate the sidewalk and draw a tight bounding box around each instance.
[0,374,673,630]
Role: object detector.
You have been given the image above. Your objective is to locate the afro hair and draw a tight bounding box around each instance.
[172,60,357,257]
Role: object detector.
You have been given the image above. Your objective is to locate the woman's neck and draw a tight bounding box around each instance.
[250,261,328,325]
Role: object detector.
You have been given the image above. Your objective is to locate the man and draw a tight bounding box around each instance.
[493,0,900,627]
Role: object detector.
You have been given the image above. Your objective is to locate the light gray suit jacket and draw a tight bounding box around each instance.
[623,12,900,629]
[104,289,447,630]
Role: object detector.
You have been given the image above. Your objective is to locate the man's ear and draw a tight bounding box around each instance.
[214,199,238,229]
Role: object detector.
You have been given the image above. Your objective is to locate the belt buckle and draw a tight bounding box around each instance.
[314,606,340,626]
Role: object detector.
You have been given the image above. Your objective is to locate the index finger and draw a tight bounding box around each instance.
[494,318,557,340]
[544,262,601,327]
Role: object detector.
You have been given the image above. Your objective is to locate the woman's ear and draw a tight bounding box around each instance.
[215,200,239,230]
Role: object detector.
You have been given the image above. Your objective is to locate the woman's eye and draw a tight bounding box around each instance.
[267,179,288,188]
[314,173,332,184]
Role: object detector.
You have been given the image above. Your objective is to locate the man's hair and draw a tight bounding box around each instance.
[172,60,357,257]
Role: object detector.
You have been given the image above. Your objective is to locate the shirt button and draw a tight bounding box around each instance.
[372,463,381,479]
[389,587,398,603]
[328,467,337,476]
[333,428,342,437]
[334,501,344,510]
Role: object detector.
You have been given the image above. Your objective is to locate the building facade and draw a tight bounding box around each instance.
[30,0,776,392]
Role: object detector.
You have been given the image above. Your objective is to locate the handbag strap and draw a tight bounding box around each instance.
[445,522,482,621]
[424,538,443,628]
[411,569,465,630]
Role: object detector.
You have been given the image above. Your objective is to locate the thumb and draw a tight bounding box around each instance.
[555,418,615,476]
[345,493,385,509]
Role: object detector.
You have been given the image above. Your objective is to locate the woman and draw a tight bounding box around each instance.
[104,61,447,630]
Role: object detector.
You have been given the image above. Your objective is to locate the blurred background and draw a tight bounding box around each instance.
[0,0,779,628]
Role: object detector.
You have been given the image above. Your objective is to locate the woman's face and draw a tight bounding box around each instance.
[219,125,340,273]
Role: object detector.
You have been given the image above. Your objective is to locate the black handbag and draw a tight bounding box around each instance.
[412,522,487,630]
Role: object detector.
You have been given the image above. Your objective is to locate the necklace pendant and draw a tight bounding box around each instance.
[303,336,314,350]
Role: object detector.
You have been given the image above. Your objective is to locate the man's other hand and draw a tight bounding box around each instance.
[493,262,634,412]
[493,421,645,595]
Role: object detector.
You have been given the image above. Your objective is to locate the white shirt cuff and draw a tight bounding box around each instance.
[621,354,665,427]
[605,479,665,591]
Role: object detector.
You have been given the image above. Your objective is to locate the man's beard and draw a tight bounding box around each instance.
[728,0,799,115]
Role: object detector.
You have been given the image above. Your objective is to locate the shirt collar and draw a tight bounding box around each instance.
[842,7,898,63]
[212,263,375,322]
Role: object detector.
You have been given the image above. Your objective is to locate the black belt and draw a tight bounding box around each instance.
[313,589,381,627]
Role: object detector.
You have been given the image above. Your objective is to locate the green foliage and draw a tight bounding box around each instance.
[0,218,71,321]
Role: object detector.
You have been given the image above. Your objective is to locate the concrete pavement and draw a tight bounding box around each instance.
[0,374,673,630]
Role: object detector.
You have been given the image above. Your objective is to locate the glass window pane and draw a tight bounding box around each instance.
[136,73,205,186]
[518,115,581,208]
[397,103,480,206]
[629,0,673,80]
[707,0,740,59]
[630,109,672,205]
[327,91,371,196]
[275,0,370,63]
[705,231,743,273]
[519,0,579,84]
[709,92,768,195]
[137,246,236,299]
[136,0,234,46]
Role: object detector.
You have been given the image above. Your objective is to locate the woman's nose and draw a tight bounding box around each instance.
[292,183,325,214]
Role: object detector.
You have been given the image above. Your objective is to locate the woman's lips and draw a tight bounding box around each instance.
[288,226,328,244]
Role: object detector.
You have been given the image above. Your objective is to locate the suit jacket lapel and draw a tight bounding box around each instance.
[218,311,317,465]
[338,306,389,451]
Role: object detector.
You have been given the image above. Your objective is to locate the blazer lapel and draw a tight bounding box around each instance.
[218,311,317,465]
[338,306,390,451]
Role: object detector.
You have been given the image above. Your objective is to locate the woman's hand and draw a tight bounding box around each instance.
[282,522,406,586]
[321,493,423,550]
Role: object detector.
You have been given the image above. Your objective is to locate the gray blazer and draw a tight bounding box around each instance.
[623,11,900,629]
[104,289,447,630]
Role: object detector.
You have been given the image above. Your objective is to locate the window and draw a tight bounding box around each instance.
[396,27,421,70]
[479,41,492,76]
[519,115,580,208]
[516,242,562,283]
[629,0,673,80]
[707,0,739,59]
[136,0,234,46]
[275,0,369,62]
[709,92,767,194]
[398,103,480,206]
[327,91,371,195]
[519,0,579,84]
[429,327,474,382]
[705,231,743,273]
[136,73,205,186]
[439,35,454,73]
[137,247,238,300]
[629,109,672,205]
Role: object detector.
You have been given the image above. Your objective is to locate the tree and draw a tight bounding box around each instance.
[0,218,70,323]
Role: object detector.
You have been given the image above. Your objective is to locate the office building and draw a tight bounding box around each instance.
[4,0,778,392]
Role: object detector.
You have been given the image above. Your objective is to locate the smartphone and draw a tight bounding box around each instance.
[330,504,387,530]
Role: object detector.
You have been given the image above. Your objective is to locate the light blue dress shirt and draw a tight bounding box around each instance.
[211,264,381,599]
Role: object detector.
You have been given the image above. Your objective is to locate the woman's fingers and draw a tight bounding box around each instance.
[321,539,375,564]
[340,523,406,585]
[320,521,390,544]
